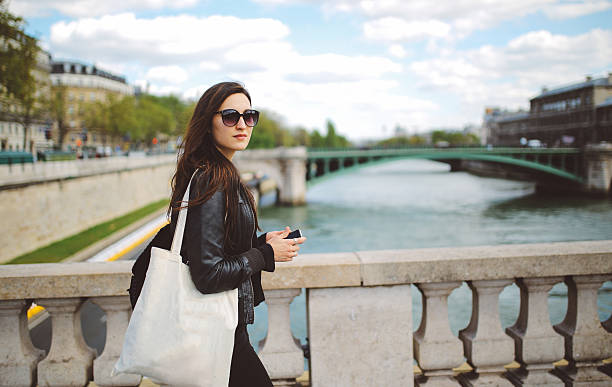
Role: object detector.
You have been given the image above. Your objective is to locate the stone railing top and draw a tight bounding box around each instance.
[233,146,308,161]
[355,240,612,287]
[0,240,610,299]
[0,154,177,188]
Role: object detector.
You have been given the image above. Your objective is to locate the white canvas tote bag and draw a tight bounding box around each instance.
[113,173,239,387]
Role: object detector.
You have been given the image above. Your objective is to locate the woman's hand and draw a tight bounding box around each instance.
[266,226,291,242]
[267,228,306,262]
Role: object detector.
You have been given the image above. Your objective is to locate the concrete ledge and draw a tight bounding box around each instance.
[357,240,612,286]
[1,240,610,300]
[261,252,361,289]
[0,261,133,299]
[0,154,176,188]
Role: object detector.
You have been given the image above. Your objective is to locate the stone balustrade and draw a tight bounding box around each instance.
[1,240,611,386]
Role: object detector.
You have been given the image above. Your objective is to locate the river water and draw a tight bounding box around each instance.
[248,159,612,352]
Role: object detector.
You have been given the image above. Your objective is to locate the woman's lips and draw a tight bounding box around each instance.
[234,134,248,140]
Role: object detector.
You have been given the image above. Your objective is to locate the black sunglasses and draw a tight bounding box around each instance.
[215,109,259,127]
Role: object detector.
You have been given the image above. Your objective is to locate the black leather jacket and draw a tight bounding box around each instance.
[129,169,275,325]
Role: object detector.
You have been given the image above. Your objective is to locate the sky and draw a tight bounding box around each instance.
[9,0,612,141]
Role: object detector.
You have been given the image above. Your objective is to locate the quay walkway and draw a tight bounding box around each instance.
[1,240,611,386]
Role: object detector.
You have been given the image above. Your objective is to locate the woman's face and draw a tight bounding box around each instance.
[212,93,253,160]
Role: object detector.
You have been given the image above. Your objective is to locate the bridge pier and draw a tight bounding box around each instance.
[233,147,307,206]
[584,143,612,196]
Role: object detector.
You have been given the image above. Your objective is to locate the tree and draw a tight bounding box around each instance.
[249,109,295,149]
[323,120,350,148]
[81,95,137,146]
[292,127,311,147]
[310,129,325,148]
[134,96,174,143]
[47,84,69,149]
[0,1,46,152]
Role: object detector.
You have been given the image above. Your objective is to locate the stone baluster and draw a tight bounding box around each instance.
[0,300,45,387]
[90,296,141,387]
[458,280,514,386]
[258,289,304,387]
[553,275,612,386]
[505,277,564,386]
[37,297,96,386]
[414,281,464,386]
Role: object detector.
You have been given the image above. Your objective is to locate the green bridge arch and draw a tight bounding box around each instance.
[305,147,584,186]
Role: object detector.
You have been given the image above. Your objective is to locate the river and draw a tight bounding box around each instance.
[247,159,612,354]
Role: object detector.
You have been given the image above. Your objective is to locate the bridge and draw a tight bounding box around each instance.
[233,143,612,205]
[306,146,584,184]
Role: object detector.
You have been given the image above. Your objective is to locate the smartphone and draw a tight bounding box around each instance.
[284,229,302,239]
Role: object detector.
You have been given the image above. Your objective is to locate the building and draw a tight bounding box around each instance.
[0,32,53,153]
[489,73,612,147]
[481,107,527,146]
[50,60,134,151]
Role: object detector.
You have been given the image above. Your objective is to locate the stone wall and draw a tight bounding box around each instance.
[0,158,176,263]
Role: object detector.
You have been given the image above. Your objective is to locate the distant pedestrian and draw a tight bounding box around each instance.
[129,81,305,386]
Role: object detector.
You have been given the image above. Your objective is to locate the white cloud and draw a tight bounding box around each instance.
[410,28,612,116]
[146,66,189,84]
[10,0,199,18]
[50,13,290,64]
[10,0,200,17]
[388,44,408,58]
[254,0,612,42]
[543,0,612,19]
[364,18,451,42]
[46,12,421,139]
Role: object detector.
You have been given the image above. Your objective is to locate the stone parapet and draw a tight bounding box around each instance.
[0,240,610,386]
[357,240,612,285]
[0,154,177,189]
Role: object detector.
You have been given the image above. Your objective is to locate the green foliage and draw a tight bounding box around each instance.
[134,95,174,142]
[250,109,296,148]
[47,85,69,148]
[0,2,46,150]
[81,95,137,144]
[0,2,36,101]
[292,127,311,147]
[431,130,480,146]
[322,120,350,148]
[310,129,325,148]
[377,134,427,147]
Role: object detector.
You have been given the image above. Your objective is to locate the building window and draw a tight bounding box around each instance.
[79,93,85,101]
[90,92,95,101]
[567,97,581,109]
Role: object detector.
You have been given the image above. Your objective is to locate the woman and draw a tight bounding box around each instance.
[129,81,306,386]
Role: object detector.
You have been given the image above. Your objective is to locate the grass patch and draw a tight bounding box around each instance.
[6,199,169,265]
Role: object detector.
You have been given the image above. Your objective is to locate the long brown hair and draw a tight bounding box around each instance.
[168,81,259,251]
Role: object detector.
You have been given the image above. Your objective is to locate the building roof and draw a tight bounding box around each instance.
[495,112,530,123]
[51,60,127,84]
[533,76,610,100]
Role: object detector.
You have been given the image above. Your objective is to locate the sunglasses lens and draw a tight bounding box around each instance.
[221,110,240,126]
[244,110,259,126]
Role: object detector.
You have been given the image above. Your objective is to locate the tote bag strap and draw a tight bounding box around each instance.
[170,171,197,255]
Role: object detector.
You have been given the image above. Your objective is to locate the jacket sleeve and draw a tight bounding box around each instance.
[184,178,270,294]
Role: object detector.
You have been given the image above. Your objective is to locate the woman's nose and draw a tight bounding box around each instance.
[236,116,247,129]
